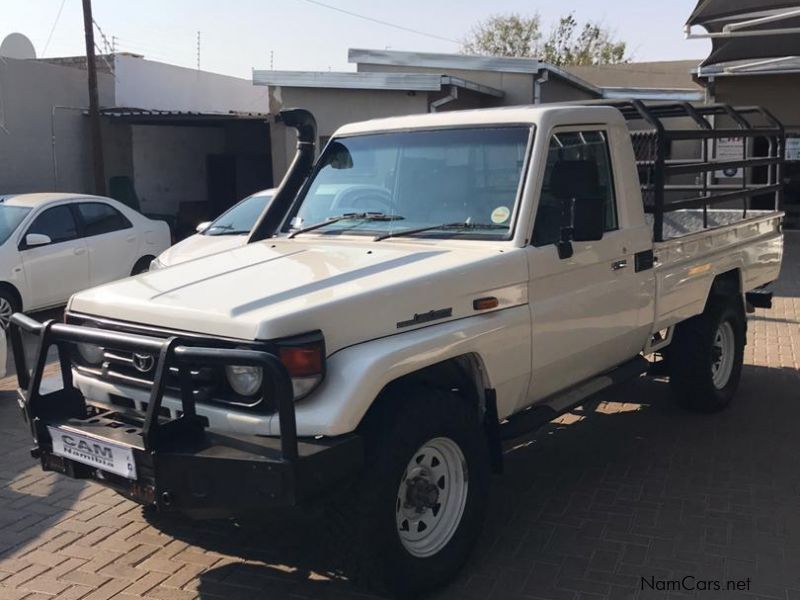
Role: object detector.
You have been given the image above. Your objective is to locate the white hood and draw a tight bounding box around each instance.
[70,238,529,353]
[158,233,247,267]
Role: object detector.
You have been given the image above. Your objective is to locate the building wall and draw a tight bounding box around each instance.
[114,55,269,114]
[131,125,225,215]
[268,86,429,181]
[539,76,598,103]
[711,74,800,130]
[357,62,536,106]
[0,56,114,194]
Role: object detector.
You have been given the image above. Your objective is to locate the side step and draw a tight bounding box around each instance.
[499,355,649,441]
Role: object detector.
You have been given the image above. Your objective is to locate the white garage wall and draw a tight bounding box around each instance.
[115,55,269,114]
[132,125,225,215]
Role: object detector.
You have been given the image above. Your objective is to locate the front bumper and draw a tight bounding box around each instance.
[10,314,362,519]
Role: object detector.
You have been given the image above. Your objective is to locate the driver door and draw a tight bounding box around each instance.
[524,128,653,404]
[19,204,90,309]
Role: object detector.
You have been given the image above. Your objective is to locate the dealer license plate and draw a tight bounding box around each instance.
[47,426,137,480]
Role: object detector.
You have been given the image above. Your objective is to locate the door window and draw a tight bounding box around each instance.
[533,130,618,247]
[77,202,132,236]
[25,205,79,245]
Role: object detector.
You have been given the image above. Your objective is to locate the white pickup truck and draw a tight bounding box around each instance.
[12,101,784,596]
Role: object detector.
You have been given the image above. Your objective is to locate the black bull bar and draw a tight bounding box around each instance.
[9,313,362,518]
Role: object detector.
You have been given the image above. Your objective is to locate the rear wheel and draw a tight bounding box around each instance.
[668,295,745,413]
[329,385,490,597]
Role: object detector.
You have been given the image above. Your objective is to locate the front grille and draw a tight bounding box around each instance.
[101,347,219,399]
[68,314,274,414]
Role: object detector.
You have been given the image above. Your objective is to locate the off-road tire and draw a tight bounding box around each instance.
[328,384,490,598]
[668,295,745,413]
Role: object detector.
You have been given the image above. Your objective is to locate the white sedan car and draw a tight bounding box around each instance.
[0,193,170,328]
[150,188,273,270]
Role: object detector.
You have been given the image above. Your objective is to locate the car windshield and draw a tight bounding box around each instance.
[284,126,532,240]
[204,193,272,236]
[0,205,31,245]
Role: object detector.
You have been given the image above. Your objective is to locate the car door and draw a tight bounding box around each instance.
[19,204,90,309]
[525,128,653,403]
[75,202,137,286]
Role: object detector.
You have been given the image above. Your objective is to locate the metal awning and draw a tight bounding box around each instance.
[94,108,271,126]
[687,1,800,26]
[686,1,800,68]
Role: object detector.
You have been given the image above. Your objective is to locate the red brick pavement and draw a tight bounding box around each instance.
[0,234,797,599]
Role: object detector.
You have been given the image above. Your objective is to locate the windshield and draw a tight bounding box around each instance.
[0,206,31,245]
[204,193,273,236]
[285,126,532,240]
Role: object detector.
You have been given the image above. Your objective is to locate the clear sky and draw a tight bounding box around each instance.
[1,0,710,79]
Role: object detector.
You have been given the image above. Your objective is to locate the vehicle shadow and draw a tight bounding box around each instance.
[0,387,97,562]
[140,363,800,599]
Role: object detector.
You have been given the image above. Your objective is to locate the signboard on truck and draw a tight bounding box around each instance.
[715,137,744,180]
[786,137,800,162]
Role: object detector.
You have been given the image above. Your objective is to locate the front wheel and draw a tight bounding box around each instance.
[0,289,19,330]
[668,295,745,412]
[330,385,490,597]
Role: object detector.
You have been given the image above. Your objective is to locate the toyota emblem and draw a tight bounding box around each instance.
[132,353,155,373]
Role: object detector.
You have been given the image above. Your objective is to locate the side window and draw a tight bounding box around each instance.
[533,130,618,247]
[25,205,79,245]
[77,203,132,236]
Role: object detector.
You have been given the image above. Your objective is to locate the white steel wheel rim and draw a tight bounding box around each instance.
[0,297,13,330]
[711,320,735,389]
[395,436,468,558]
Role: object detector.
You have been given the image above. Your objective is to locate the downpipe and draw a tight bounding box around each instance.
[249,108,317,242]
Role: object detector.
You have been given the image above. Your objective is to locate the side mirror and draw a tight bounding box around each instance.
[556,197,605,259]
[25,233,51,247]
[196,221,211,233]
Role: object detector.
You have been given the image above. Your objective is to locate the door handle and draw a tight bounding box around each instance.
[74,247,86,256]
[611,259,628,271]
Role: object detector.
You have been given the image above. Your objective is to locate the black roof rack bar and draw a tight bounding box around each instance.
[583,100,785,241]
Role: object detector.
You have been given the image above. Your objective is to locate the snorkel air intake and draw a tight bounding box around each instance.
[249,108,317,242]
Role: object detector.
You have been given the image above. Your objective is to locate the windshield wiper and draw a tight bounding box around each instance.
[373,221,508,242]
[287,212,404,238]
[207,227,250,236]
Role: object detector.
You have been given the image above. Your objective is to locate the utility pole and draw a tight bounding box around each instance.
[82,0,106,195]
[196,31,201,70]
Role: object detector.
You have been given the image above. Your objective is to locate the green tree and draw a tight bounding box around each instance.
[460,13,542,58]
[461,12,628,66]
[542,14,628,66]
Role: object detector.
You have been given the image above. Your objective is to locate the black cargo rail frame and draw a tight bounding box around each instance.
[9,312,299,459]
[594,100,785,242]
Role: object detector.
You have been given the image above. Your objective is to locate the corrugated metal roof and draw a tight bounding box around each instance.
[253,70,443,91]
[252,70,504,97]
[95,108,271,122]
[348,48,541,74]
[601,87,705,101]
[347,48,601,95]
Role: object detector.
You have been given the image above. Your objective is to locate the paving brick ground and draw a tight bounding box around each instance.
[0,234,797,599]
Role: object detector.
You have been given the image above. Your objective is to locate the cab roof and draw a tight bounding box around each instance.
[333,103,619,137]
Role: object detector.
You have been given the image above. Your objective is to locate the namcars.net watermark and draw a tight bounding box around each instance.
[641,576,751,593]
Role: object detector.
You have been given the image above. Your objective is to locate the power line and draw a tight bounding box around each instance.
[297,0,459,44]
[43,0,67,56]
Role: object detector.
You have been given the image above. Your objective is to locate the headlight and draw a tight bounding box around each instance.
[77,343,104,365]
[149,257,166,271]
[225,364,263,397]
